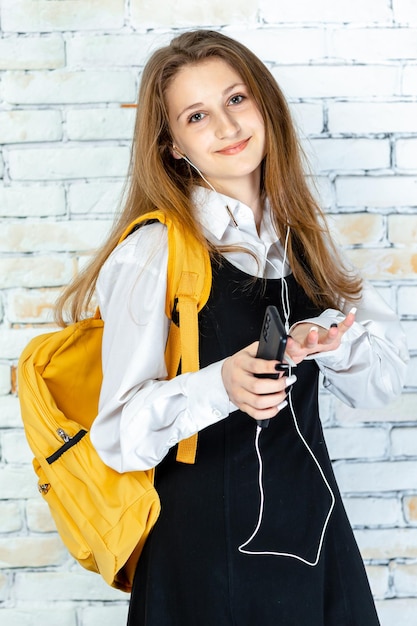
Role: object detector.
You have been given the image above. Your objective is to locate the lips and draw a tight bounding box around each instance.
[217,138,250,155]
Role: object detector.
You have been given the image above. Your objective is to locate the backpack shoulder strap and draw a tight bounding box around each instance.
[119,211,212,464]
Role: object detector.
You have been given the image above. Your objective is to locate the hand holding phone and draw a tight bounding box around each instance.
[255,306,289,428]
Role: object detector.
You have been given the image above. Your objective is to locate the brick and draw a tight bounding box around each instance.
[329,27,417,62]
[376,599,417,626]
[329,213,385,246]
[66,107,135,141]
[0,535,67,568]
[68,181,124,216]
[0,502,22,533]
[393,0,417,24]
[7,288,61,324]
[343,496,401,527]
[392,563,417,595]
[2,430,32,465]
[335,393,417,424]
[0,396,22,429]
[0,184,65,217]
[306,138,390,172]
[403,64,417,95]
[355,527,417,559]
[345,248,417,280]
[1,0,125,32]
[0,328,47,360]
[230,28,326,64]
[324,427,387,460]
[336,176,417,207]
[66,33,166,68]
[272,65,399,99]
[0,365,11,395]
[0,220,112,253]
[260,0,392,23]
[0,610,76,626]
[14,571,124,601]
[0,572,8,602]
[398,286,417,316]
[26,499,56,533]
[396,138,417,170]
[391,426,417,456]
[366,565,389,600]
[8,146,130,180]
[403,495,417,523]
[310,175,333,210]
[2,71,136,105]
[130,0,258,28]
[334,460,417,493]
[0,35,65,70]
[290,102,324,136]
[0,255,74,289]
[81,605,129,626]
[0,465,40,499]
[0,110,62,143]
[328,101,417,134]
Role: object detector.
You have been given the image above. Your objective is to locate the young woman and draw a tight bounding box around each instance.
[57,30,408,625]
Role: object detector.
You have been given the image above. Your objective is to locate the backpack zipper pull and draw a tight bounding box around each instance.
[57,428,71,443]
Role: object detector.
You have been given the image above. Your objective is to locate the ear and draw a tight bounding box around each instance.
[171,144,184,160]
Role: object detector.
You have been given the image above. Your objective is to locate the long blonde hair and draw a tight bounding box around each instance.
[56,29,361,325]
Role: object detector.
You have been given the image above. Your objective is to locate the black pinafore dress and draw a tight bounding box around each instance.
[128,260,380,626]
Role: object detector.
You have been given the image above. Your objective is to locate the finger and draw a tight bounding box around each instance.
[247,373,297,396]
[305,326,319,348]
[342,306,357,329]
[242,398,289,422]
[329,307,357,339]
[283,336,305,364]
[320,323,339,345]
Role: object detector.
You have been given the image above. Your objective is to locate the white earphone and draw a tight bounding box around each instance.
[172,140,335,567]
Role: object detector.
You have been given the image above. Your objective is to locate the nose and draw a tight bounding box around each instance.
[214,109,240,139]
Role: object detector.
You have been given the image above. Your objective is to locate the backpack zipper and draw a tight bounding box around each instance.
[57,428,71,443]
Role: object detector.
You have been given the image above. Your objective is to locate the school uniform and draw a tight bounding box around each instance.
[91,187,408,625]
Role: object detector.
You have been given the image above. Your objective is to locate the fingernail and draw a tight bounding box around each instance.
[349,307,357,315]
[330,323,338,328]
[286,375,297,387]
[309,326,318,333]
[277,400,288,411]
[275,363,287,371]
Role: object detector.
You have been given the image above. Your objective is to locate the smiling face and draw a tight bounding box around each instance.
[166,57,266,202]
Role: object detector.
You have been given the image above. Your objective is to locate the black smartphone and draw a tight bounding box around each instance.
[256,306,287,375]
[255,306,288,428]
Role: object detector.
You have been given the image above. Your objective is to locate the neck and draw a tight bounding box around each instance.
[209,173,263,229]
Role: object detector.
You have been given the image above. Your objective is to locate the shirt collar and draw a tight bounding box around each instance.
[191,185,279,246]
[192,186,238,240]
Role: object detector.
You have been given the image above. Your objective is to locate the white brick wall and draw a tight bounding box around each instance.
[0,1,416,625]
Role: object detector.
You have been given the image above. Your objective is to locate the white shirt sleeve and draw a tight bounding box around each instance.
[290,282,409,408]
[90,223,233,472]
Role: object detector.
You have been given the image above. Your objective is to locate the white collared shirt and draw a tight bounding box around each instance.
[90,188,409,472]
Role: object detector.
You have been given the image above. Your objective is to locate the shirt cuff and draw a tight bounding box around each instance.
[185,359,236,431]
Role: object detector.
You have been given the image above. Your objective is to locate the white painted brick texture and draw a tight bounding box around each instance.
[0,1,416,624]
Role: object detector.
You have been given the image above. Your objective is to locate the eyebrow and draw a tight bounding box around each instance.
[176,82,246,121]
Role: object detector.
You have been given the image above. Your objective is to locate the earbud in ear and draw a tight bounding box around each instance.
[172,144,186,159]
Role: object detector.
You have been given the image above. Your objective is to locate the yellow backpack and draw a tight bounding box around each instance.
[17,210,212,592]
